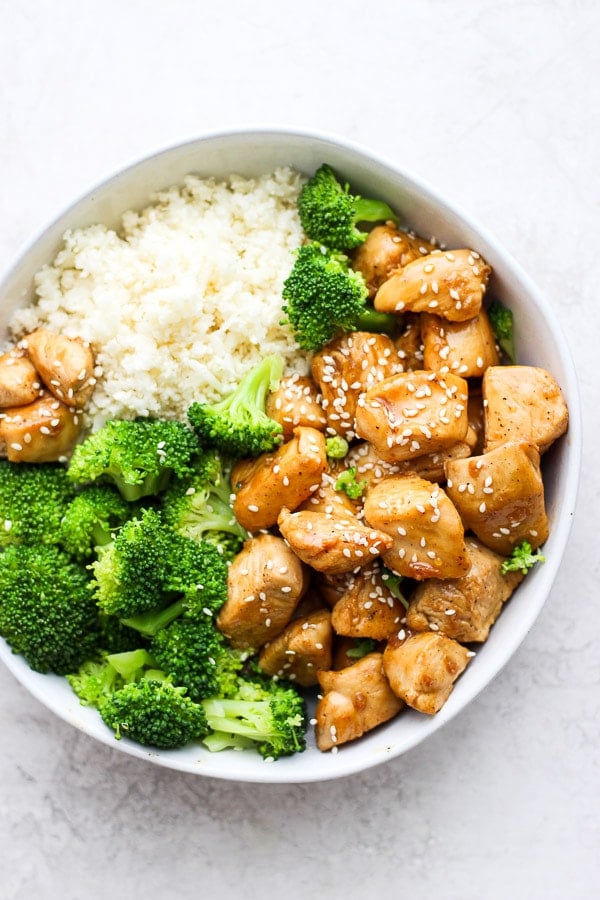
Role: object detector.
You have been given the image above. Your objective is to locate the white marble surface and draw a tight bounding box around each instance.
[0,2,598,897]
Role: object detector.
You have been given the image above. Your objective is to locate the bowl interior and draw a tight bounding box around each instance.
[0,129,581,782]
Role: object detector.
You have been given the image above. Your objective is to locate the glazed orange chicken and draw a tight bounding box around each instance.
[220,222,568,756]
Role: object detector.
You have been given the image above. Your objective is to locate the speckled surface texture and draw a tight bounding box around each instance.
[0,2,598,898]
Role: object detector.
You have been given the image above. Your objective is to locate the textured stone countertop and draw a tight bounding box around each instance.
[0,2,598,898]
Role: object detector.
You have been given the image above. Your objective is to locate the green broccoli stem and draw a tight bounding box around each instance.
[202,698,274,741]
[353,197,398,226]
[106,648,156,680]
[356,307,398,335]
[213,355,283,417]
[113,470,172,503]
[122,598,186,638]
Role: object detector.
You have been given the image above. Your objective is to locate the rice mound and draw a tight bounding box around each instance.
[10,167,308,429]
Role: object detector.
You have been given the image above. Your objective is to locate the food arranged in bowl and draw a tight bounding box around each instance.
[0,143,572,772]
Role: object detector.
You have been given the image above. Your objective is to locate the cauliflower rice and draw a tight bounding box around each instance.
[10,167,307,429]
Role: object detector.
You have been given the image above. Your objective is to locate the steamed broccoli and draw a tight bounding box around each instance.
[281,242,397,351]
[91,508,169,619]
[0,460,75,548]
[69,648,210,750]
[97,612,148,654]
[335,466,367,500]
[67,418,200,501]
[346,638,378,659]
[67,648,155,707]
[150,617,245,702]
[100,678,210,749]
[298,163,398,250]
[59,484,132,560]
[119,532,229,637]
[161,448,247,556]
[500,541,545,575]
[487,299,516,363]
[380,567,410,610]
[0,544,99,674]
[187,356,284,459]
[202,677,307,760]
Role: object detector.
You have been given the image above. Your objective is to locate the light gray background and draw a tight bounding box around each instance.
[0,2,598,898]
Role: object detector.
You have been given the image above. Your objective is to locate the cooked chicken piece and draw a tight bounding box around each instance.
[277,507,393,575]
[0,392,82,462]
[258,608,333,687]
[311,332,404,440]
[330,563,406,641]
[232,426,327,532]
[315,652,403,750]
[407,538,524,642]
[482,365,569,454]
[0,349,41,408]
[352,224,434,296]
[421,309,499,377]
[216,534,309,650]
[265,372,326,440]
[347,438,472,488]
[374,248,491,322]
[445,441,548,555]
[394,313,424,371]
[355,370,469,463]
[298,471,360,517]
[363,474,470,580]
[383,630,471,715]
[314,570,353,608]
[22,329,97,408]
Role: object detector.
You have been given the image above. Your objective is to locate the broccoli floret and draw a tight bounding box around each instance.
[150,617,245,703]
[187,356,284,459]
[0,460,75,548]
[298,163,398,250]
[487,299,516,363]
[161,449,247,556]
[281,242,397,351]
[67,648,155,706]
[91,508,170,619]
[120,533,229,637]
[0,544,99,674]
[67,418,199,501]
[202,677,307,760]
[500,541,545,575]
[325,435,350,460]
[97,612,148,654]
[335,466,367,500]
[59,484,132,560]
[100,678,210,749]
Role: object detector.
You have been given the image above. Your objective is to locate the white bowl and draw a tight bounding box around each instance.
[0,128,582,783]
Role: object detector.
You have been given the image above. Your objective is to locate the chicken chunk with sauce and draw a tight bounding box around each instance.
[383,631,471,715]
[277,506,393,576]
[0,349,40,408]
[421,309,500,377]
[363,474,470,580]
[406,538,524,642]
[258,608,333,687]
[330,563,406,641]
[374,248,491,322]
[482,365,568,454]
[351,224,434,297]
[0,391,82,462]
[265,372,326,440]
[445,440,548,555]
[356,369,469,465]
[315,652,403,751]
[347,438,472,488]
[232,426,327,532]
[216,534,309,650]
[23,329,97,409]
[311,332,404,440]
